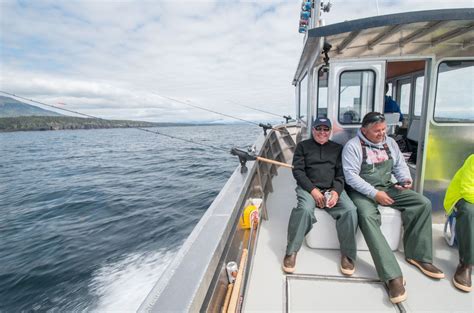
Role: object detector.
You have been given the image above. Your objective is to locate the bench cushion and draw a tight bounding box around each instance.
[305,206,402,251]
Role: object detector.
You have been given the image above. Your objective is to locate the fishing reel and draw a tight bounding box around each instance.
[258,123,273,136]
[230,148,257,174]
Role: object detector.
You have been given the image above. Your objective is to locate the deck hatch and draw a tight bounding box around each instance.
[285,274,406,313]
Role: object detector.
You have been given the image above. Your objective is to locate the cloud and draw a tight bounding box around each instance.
[1,0,472,122]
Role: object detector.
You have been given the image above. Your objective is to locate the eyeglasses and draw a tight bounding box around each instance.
[314,126,331,132]
[362,113,385,127]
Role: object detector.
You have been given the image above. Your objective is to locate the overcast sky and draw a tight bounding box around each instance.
[1,0,472,123]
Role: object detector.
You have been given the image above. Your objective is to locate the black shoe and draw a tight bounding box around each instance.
[406,258,445,279]
[282,252,297,273]
[340,255,355,276]
[453,262,472,292]
[388,277,407,304]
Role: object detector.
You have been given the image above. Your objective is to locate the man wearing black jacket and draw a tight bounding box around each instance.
[282,117,358,275]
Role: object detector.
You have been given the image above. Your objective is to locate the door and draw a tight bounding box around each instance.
[326,60,386,145]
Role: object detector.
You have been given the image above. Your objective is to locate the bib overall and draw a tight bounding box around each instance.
[348,139,433,281]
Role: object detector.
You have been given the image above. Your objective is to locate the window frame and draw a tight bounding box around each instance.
[337,69,376,125]
[412,74,425,118]
[396,78,412,119]
[316,66,329,119]
[298,73,308,120]
[433,60,474,124]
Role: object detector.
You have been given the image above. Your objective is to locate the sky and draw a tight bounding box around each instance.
[1,0,472,123]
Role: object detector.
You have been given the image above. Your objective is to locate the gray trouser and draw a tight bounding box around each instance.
[286,187,358,260]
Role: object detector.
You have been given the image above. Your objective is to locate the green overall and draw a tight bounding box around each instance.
[348,139,433,281]
[456,200,474,265]
[286,187,358,260]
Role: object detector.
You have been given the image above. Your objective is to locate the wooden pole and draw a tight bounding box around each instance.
[221,283,234,313]
[227,249,248,313]
[256,156,293,168]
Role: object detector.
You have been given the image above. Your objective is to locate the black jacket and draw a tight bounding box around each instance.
[292,138,344,195]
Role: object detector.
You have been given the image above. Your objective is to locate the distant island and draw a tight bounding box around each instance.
[0,116,192,132]
[0,96,199,132]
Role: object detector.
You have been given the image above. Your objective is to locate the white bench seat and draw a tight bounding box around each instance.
[305,206,402,251]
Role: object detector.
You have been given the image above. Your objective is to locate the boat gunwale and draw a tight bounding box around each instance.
[138,131,269,312]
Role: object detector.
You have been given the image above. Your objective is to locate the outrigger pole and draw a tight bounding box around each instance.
[230,148,293,173]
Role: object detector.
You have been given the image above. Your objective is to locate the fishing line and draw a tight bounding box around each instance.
[0,90,232,153]
[149,92,292,132]
[149,92,262,127]
[1,90,102,120]
[228,100,293,124]
[237,103,282,118]
[228,100,282,118]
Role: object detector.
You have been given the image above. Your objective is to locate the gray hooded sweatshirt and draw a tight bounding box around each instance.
[342,129,411,199]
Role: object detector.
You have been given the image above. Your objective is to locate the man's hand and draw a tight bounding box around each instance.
[375,191,395,205]
[326,190,339,208]
[394,180,413,190]
[311,188,325,208]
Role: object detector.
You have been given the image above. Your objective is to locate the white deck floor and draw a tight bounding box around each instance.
[243,168,474,312]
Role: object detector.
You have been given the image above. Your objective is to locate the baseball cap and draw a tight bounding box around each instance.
[312,117,332,129]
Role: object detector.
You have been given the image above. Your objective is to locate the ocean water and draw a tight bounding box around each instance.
[0,125,261,311]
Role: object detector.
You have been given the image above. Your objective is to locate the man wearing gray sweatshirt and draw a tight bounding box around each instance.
[342,112,444,304]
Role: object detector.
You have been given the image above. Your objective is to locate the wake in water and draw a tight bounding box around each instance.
[89,248,178,312]
[0,125,260,311]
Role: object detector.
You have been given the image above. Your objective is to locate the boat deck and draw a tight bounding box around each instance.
[244,168,473,312]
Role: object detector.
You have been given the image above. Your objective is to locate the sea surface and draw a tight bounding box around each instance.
[0,125,261,311]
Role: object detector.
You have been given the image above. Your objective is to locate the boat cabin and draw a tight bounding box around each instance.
[294,8,474,219]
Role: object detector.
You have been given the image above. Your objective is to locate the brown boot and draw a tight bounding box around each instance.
[406,258,445,279]
[453,262,472,292]
[282,252,297,273]
[387,277,407,304]
[340,255,355,276]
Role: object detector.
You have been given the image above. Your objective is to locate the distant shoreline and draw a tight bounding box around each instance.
[0,116,223,132]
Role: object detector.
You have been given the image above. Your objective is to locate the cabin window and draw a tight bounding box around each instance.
[299,74,308,121]
[316,68,328,118]
[387,82,393,97]
[398,81,411,117]
[338,70,375,124]
[413,76,424,117]
[434,60,474,123]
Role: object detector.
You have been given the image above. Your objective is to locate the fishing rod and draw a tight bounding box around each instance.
[230,148,293,173]
[0,90,228,153]
[151,92,288,135]
[230,101,293,124]
[0,91,293,171]
[150,92,261,127]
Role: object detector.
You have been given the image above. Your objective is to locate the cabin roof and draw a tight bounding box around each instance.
[294,8,474,83]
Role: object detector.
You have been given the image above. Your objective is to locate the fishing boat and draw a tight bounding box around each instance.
[139,3,474,312]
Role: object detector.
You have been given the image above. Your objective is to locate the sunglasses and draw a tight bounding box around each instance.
[362,113,385,127]
[314,126,331,132]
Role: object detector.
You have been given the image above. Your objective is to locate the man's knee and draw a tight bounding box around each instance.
[412,194,432,214]
[294,202,314,217]
[357,205,380,228]
[341,203,358,220]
